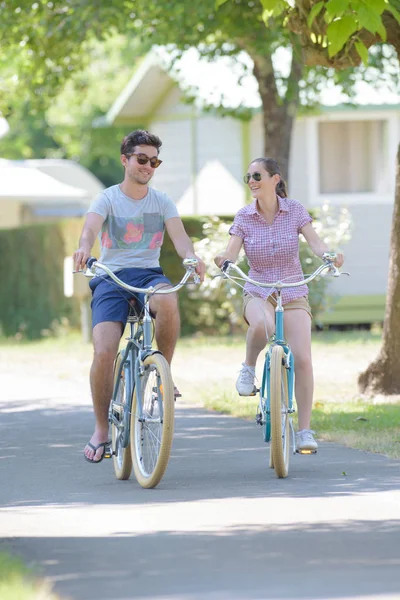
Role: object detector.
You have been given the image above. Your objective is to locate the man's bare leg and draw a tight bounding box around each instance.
[149,289,180,365]
[84,321,122,462]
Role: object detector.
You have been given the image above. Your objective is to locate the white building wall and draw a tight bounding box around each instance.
[334,204,392,297]
[150,119,193,204]
[195,115,243,181]
[288,119,310,206]
[153,86,194,118]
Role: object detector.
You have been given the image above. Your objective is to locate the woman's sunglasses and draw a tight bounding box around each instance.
[243,172,262,184]
[126,152,162,168]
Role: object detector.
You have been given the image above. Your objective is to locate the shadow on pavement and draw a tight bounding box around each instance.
[2,519,400,600]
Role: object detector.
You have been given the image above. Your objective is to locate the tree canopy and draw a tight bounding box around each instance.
[217,0,400,65]
[3,0,399,117]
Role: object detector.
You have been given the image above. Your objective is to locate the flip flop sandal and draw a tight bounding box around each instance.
[84,441,112,464]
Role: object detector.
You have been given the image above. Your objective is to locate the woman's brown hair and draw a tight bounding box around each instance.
[250,158,288,198]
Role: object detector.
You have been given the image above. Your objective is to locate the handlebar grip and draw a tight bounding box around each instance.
[221,259,232,273]
[86,256,97,269]
[322,251,337,262]
[183,257,198,268]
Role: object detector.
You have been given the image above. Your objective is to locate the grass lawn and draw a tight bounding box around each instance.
[0,551,59,600]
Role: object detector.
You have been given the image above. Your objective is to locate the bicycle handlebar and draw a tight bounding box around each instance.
[220,252,349,290]
[83,256,200,295]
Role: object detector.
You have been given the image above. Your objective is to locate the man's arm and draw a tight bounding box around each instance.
[165,217,206,281]
[73,212,105,271]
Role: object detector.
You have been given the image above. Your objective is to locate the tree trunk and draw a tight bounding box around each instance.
[358,30,400,395]
[358,143,400,394]
[251,49,302,184]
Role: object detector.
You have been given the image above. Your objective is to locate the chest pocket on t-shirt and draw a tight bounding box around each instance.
[143,213,163,233]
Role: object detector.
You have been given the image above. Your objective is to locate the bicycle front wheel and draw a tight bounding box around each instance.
[111,352,133,480]
[130,353,175,489]
[270,345,290,478]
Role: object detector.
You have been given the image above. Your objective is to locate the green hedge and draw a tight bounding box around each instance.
[0,215,328,339]
[0,221,82,338]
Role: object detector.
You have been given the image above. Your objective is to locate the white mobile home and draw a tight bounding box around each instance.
[0,159,104,228]
[102,52,400,325]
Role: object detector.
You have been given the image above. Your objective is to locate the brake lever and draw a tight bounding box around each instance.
[330,265,341,278]
[327,264,350,277]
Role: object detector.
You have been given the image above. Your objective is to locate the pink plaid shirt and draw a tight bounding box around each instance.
[229,197,313,303]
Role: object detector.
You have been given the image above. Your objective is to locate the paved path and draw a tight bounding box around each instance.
[1,375,400,600]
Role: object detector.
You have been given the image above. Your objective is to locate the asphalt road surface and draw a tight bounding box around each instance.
[1,374,400,600]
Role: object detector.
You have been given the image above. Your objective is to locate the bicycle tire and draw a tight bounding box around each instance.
[270,345,290,478]
[111,352,133,480]
[269,446,274,469]
[130,353,174,489]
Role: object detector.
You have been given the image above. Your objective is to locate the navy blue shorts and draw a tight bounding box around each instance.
[89,267,172,329]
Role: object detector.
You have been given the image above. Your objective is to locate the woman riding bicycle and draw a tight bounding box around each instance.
[214,157,344,452]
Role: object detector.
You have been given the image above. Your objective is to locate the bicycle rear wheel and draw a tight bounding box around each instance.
[111,352,133,480]
[270,345,290,478]
[130,353,174,489]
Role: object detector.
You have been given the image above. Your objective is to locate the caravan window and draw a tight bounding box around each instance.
[318,120,385,194]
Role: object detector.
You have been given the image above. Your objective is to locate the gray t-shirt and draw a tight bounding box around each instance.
[88,184,179,272]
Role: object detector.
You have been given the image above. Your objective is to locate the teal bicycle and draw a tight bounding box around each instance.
[85,257,199,488]
[220,253,348,478]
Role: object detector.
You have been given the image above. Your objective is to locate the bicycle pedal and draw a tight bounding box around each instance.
[296,448,317,455]
[104,449,113,459]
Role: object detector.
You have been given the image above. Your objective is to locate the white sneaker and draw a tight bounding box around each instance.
[236,363,257,396]
[296,429,318,452]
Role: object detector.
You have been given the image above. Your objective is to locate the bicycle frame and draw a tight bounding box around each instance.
[260,290,295,450]
[83,256,200,455]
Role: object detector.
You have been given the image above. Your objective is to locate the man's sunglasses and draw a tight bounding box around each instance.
[243,172,262,184]
[126,152,162,168]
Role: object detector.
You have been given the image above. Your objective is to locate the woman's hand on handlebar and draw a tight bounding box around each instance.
[214,254,231,269]
[334,253,344,268]
[322,251,345,269]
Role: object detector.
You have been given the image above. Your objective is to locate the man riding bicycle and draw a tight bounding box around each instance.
[73,129,205,463]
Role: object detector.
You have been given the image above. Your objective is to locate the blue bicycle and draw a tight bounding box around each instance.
[221,253,348,478]
[85,257,199,488]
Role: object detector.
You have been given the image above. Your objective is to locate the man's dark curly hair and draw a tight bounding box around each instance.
[120,130,162,155]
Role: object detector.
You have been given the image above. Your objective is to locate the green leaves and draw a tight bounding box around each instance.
[357,2,387,39]
[354,40,369,65]
[260,0,281,9]
[218,0,399,61]
[327,15,358,56]
[325,0,349,19]
[308,2,324,27]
